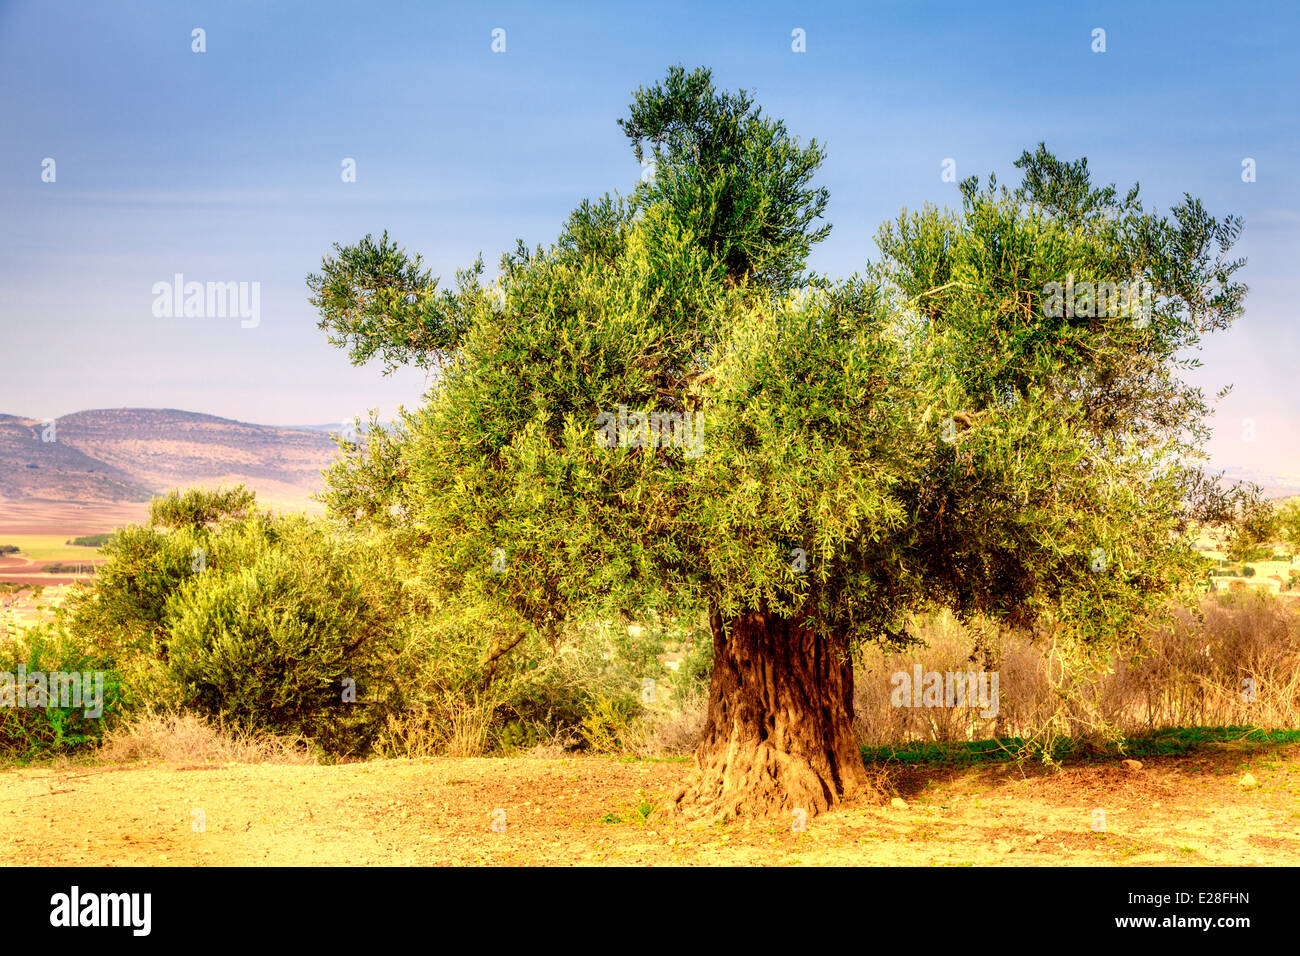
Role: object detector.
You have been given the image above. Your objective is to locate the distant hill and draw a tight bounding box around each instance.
[1215,467,1300,501]
[0,409,341,511]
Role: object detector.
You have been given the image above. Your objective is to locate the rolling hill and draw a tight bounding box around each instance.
[0,409,341,518]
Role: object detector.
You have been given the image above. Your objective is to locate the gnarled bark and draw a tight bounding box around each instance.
[671,607,871,820]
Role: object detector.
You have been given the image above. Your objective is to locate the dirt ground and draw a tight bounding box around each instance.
[0,499,149,536]
[2,741,1297,866]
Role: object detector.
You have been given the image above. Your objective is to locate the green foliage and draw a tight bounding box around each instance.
[149,486,256,530]
[164,527,380,754]
[619,64,830,289]
[66,522,205,658]
[41,562,96,574]
[309,67,1249,703]
[55,477,676,758]
[1275,499,1300,558]
[66,485,291,659]
[307,231,478,375]
[319,411,415,536]
[0,544,19,555]
[579,694,640,752]
[861,726,1300,768]
[0,622,125,760]
[66,534,112,547]
[674,635,714,700]
[59,489,400,755]
[1224,494,1278,563]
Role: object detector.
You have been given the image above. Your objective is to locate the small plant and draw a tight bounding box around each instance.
[634,791,655,823]
[579,694,639,753]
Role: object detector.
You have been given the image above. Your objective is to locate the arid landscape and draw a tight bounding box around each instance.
[3,737,1296,866]
[0,408,336,516]
[0,409,338,629]
[3,3,1298,908]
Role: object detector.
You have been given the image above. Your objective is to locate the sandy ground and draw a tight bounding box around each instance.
[2,741,1296,866]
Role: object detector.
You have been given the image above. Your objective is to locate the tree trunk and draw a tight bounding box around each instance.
[671,607,871,820]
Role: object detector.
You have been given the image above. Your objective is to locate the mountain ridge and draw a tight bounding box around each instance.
[0,408,341,510]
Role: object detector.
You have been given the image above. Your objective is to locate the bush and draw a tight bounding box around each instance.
[67,534,112,547]
[1242,565,1257,578]
[0,622,125,760]
[149,485,256,530]
[50,484,713,761]
[165,532,380,754]
[66,522,206,658]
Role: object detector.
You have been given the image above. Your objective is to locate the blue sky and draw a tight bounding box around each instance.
[1,0,1296,473]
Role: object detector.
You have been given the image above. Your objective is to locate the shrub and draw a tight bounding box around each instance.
[164,533,380,754]
[0,622,125,760]
[149,485,256,530]
[66,522,206,658]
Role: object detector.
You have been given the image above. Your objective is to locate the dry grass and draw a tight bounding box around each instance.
[852,594,1300,748]
[622,695,707,757]
[374,693,497,759]
[98,711,316,766]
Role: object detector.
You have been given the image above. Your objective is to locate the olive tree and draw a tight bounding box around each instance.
[309,67,1246,818]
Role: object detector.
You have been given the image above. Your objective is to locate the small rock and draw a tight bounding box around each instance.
[890,797,909,810]
[1239,773,1258,790]
[1122,759,1142,771]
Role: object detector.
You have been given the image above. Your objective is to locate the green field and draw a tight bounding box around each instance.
[0,534,104,563]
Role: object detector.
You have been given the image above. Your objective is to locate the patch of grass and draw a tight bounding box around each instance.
[600,791,656,826]
[861,726,1300,768]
